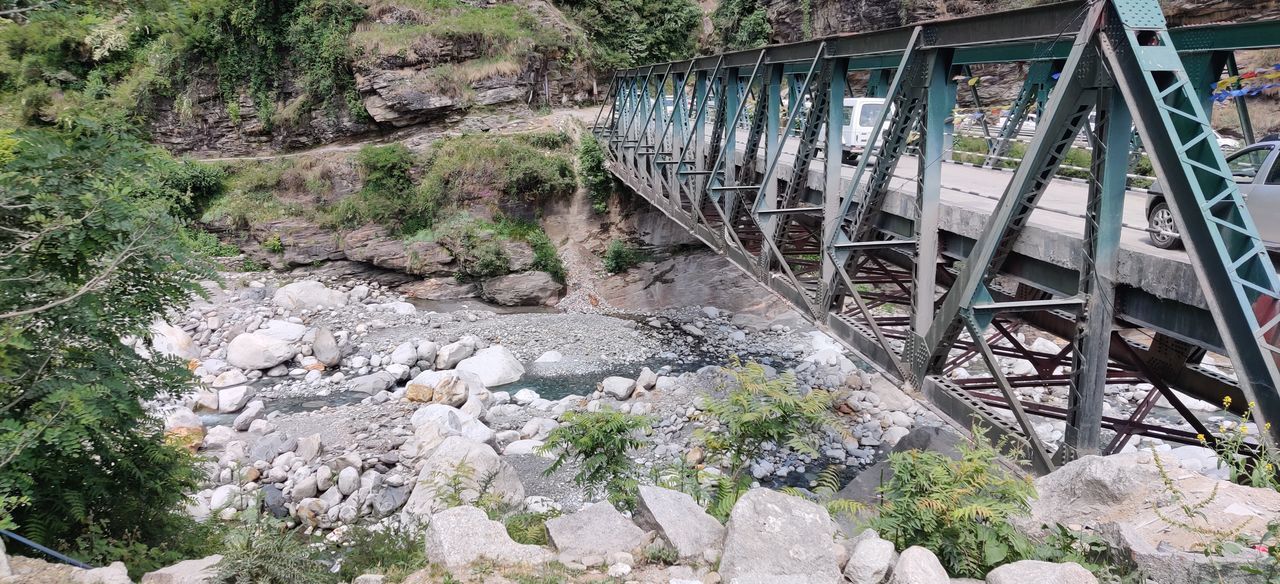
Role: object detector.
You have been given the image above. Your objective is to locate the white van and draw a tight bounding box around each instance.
[840,97,886,162]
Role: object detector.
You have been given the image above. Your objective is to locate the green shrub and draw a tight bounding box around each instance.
[711,0,772,51]
[602,239,641,273]
[561,0,701,69]
[870,428,1038,578]
[696,359,838,481]
[504,511,558,546]
[337,524,426,582]
[578,134,613,214]
[216,519,337,584]
[162,160,227,219]
[642,543,679,565]
[539,410,651,511]
[263,234,284,253]
[180,227,240,258]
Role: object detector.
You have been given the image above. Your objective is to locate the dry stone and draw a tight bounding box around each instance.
[546,501,648,560]
[719,488,842,584]
[226,333,293,370]
[426,505,551,567]
[633,485,724,560]
[985,560,1097,584]
[456,345,524,387]
[272,280,348,310]
[140,555,223,584]
[887,547,948,584]
[401,436,522,521]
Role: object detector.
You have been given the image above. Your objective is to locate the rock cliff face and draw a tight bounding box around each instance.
[150,0,597,157]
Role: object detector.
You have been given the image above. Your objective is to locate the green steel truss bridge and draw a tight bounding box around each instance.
[592,0,1280,472]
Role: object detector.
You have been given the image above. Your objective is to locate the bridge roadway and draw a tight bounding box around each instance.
[716,134,1224,354]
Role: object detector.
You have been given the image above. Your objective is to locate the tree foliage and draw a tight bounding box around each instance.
[870,429,1038,578]
[0,120,215,566]
[557,0,701,70]
[577,133,612,214]
[710,0,773,51]
[539,410,651,510]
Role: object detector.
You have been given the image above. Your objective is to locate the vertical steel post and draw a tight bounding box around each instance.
[764,64,784,219]
[1063,87,1131,460]
[913,49,953,334]
[822,57,849,307]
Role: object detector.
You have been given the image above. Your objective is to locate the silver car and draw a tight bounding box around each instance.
[1146,139,1280,251]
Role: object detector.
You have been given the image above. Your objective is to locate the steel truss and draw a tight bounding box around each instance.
[594,0,1280,472]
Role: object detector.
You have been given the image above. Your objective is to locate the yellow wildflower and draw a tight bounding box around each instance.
[1196,433,1206,443]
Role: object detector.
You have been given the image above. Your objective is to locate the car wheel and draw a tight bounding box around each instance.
[1148,201,1182,249]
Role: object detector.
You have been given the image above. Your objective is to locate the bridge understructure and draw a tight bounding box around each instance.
[594,0,1280,473]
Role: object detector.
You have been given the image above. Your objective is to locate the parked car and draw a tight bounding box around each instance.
[1146,140,1280,250]
[838,97,887,163]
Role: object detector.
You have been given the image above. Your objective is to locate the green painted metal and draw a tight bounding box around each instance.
[594,0,1280,464]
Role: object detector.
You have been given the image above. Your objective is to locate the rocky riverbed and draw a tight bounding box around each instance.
[138,263,945,538]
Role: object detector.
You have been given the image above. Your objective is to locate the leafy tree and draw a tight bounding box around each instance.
[577,134,612,214]
[870,428,1038,578]
[710,0,772,51]
[558,0,701,70]
[0,120,215,569]
[539,410,651,510]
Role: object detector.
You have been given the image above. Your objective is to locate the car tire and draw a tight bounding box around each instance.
[1147,201,1182,250]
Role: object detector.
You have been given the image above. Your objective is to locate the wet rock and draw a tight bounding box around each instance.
[232,400,264,431]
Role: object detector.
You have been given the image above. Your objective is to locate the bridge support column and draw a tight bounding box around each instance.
[1063,87,1131,460]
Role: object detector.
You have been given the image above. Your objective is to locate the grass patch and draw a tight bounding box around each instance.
[951,134,1154,188]
[354,1,570,64]
[408,213,565,282]
[336,524,427,583]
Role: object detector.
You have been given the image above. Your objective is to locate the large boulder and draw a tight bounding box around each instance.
[140,555,224,583]
[256,319,308,342]
[164,407,205,450]
[719,488,843,584]
[481,271,563,306]
[634,485,724,561]
[1021,453,1280,584]
[405,369,485,407]
[407,404,495,448]
[348,371,398,394]
[272,280,348,310]
[985,560,1097,584]
[456,346,525,387]
[217,385,255,413]
[226,332,294,370]
[401,436,523,521]
[435,340,475,370]
[546,501,648,560]
[887,547,948,584]
[600,376,636,400]
[150,320,199,360]
[426,505,552,567]
[311,327,341,367]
